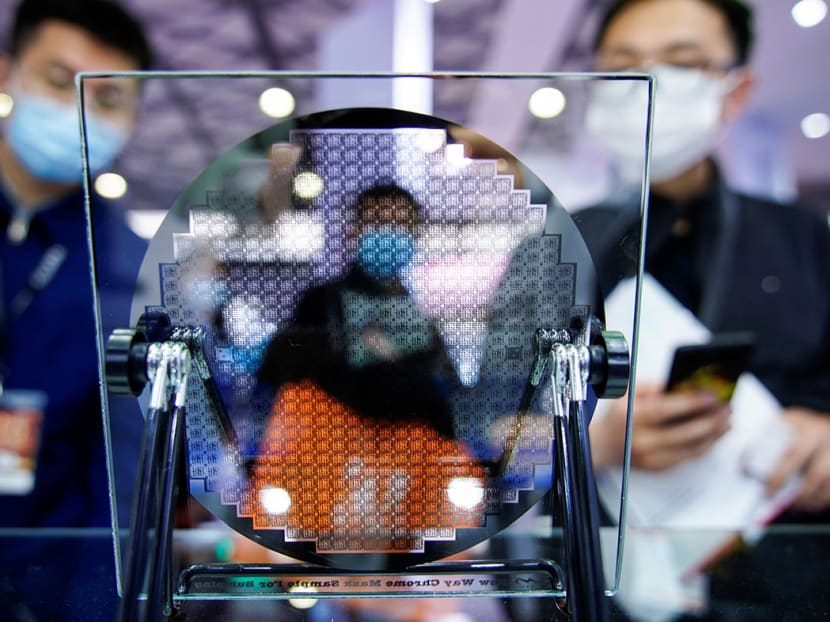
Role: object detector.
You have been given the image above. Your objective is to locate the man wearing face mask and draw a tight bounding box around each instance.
[0,0,151,536]
[258,183,460,438]
[578,0,830,516]
[0,1,151,617]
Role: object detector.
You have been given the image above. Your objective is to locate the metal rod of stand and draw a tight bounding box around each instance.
[567,399,609,621]
[550,341,612,621]
[118,405,166,622]
[107,326,234,621]
[148,404,186,622]
[553,406,581,620]
[117,343,177,622]
[146,344,191,622]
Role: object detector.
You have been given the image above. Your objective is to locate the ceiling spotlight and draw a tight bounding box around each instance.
[94,172,128,199]
[259,87,296,118]
[528,87,567,119]
[0,93,13,117]
[801,112,830,139]
[792,0,827,27]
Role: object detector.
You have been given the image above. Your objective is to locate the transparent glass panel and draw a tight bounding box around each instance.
[80,72,651,600]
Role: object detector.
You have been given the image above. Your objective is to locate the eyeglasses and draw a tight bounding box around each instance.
[14,61,139,120]
[587,63,737,108]
[595,47,738,77]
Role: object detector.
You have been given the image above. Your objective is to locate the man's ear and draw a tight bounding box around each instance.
[0,53,11,92]
[722,67,754,123]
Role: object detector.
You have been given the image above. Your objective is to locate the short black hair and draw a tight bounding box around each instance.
[10,0,153,70]
[356,183,425,227]
[594,0,754,66]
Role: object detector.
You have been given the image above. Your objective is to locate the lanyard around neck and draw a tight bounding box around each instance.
[8,243,68,319]
[0,243,68,391]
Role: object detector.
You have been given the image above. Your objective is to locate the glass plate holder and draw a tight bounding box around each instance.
[104,316,629,622]
[79,70,653,622]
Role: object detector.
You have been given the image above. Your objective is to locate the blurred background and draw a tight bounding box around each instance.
[1,0,827,237]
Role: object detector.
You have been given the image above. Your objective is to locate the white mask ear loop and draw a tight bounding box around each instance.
[713,68,747,126]
[718,69,743,96]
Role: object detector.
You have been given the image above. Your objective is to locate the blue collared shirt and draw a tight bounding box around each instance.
[0,182,146,528]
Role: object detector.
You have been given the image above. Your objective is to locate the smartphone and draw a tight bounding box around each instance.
[666,333,756,403]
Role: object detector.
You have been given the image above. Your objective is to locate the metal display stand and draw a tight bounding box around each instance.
[106,315,628,621]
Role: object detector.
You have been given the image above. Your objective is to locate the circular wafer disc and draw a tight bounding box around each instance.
[132,107,601,570]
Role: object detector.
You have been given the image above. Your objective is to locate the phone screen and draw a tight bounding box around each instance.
[666,333,756,402]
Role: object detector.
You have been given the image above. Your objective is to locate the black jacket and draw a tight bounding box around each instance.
[574,179,830,412]
[257,266,460,438]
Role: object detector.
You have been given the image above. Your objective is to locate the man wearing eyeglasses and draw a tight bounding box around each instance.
[0,0,152,617]
[0,0,151,532]
[581,0,830,517]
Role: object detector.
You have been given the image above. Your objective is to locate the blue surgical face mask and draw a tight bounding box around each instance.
[6,91,129,183]
[357,226,415,280]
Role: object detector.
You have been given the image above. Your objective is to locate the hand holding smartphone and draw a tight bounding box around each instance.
[666,332,757,404]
